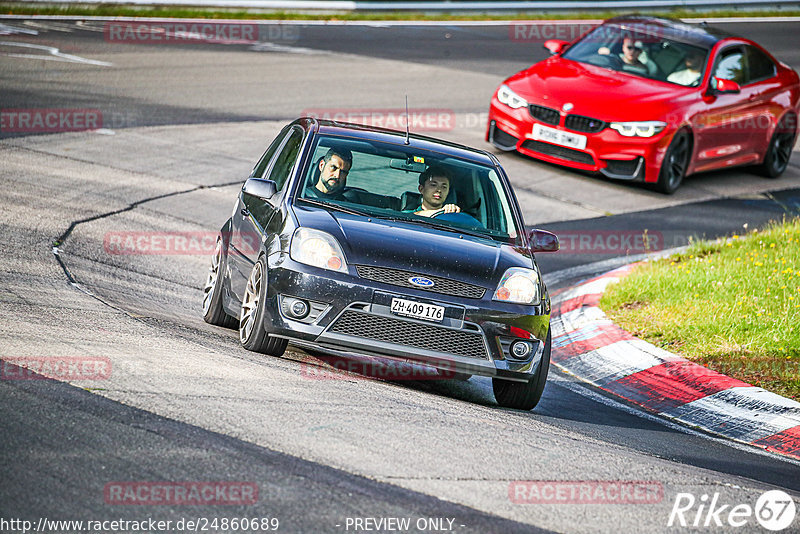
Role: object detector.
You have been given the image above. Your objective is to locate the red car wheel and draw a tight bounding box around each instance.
[655,130,691,194]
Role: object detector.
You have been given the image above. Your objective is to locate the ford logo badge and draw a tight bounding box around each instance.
[409,276,435,288]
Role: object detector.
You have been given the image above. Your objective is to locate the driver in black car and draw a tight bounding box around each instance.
[306,147,353,201]
[404,166,461,217]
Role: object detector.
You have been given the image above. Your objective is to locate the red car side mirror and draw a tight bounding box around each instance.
[713,77,741,94]
[530,229,559,252]
[543,39,570,56]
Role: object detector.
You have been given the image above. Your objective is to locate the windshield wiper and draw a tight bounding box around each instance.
[299,198,371,217]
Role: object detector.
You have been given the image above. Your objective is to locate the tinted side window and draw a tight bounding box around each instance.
[252,126,289,178]
[265,127,304,192]
[745,45,776,83]
[713,49,745,84]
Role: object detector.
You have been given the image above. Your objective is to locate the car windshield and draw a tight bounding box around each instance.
[562,23,709,86]
[296,134,522,243]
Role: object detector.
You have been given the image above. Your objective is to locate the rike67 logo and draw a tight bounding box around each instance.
[668,490,796,531]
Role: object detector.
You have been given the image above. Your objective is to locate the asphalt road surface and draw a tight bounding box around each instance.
[1,17,799,534]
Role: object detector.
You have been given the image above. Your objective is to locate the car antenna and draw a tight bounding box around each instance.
[404,95,410,145]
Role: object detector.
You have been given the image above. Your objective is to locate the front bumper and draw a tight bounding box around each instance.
[260,254,551,382]
[487,97,673,184]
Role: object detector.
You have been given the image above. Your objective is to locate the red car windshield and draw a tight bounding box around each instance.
[562,24,709,87]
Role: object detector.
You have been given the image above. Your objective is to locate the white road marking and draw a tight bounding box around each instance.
[23,20,75,33]
[0,41,112,66]
[74,20,107,33]
[248,41,326,54]
[0,23,38,35]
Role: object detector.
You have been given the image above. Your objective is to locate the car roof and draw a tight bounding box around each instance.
[604,15,737,48]
[302,118,497,166]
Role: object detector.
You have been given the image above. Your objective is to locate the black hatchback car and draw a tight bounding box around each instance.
[202,118,559,410]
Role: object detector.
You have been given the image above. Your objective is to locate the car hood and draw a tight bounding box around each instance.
[506,57,691,120]
[292,204,533,288]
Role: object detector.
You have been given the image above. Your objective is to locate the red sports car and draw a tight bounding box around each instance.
[487,16,799,193]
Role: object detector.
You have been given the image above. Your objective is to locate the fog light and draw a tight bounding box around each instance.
[510,341,532,359]
[283,297,309,319]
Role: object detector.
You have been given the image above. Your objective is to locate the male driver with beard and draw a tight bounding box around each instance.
[307,147,353,201]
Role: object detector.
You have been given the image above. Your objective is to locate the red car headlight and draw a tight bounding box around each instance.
[497,84,529,110]
[608,121,667,137]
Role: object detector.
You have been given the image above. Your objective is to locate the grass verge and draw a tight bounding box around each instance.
[600,218,800,400]
[1,4,800,21]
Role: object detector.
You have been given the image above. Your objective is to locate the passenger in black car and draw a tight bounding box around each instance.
[306,147,353,201]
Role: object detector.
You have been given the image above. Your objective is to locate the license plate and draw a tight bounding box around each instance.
[390,298,445,323]
[532,123,587,150]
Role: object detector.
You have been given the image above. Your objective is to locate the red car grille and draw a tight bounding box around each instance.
[564,114,606,133]
[528,104,560,125]
[521,140,595,165]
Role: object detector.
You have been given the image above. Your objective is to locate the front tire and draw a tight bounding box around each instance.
[757,115,796,178]
[202,237,237,328]
[493,329,551,411]
[655,129,690,194]
[239,255,288,356]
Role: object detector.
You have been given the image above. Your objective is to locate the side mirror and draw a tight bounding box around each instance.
[530,229,559,253]
[543,39,570,55]
[711,77,741,94]
[242,177,278,201]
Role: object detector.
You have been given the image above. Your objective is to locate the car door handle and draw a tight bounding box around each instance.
[241,208,250,217]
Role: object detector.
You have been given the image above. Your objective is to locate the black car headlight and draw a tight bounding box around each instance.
[290,228,348,273]
[493,268,541,305]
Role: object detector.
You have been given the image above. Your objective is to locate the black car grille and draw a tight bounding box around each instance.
[328,310,489,360]
[355,265,486,299]
[564,114,606,133]
[529,104,560,126]
[521,140,595,165]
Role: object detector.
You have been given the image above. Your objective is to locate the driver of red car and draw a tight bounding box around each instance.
[598,38,657,76]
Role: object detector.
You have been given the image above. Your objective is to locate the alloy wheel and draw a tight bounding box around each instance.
[666,134,689,191]
[240,261,263,344]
